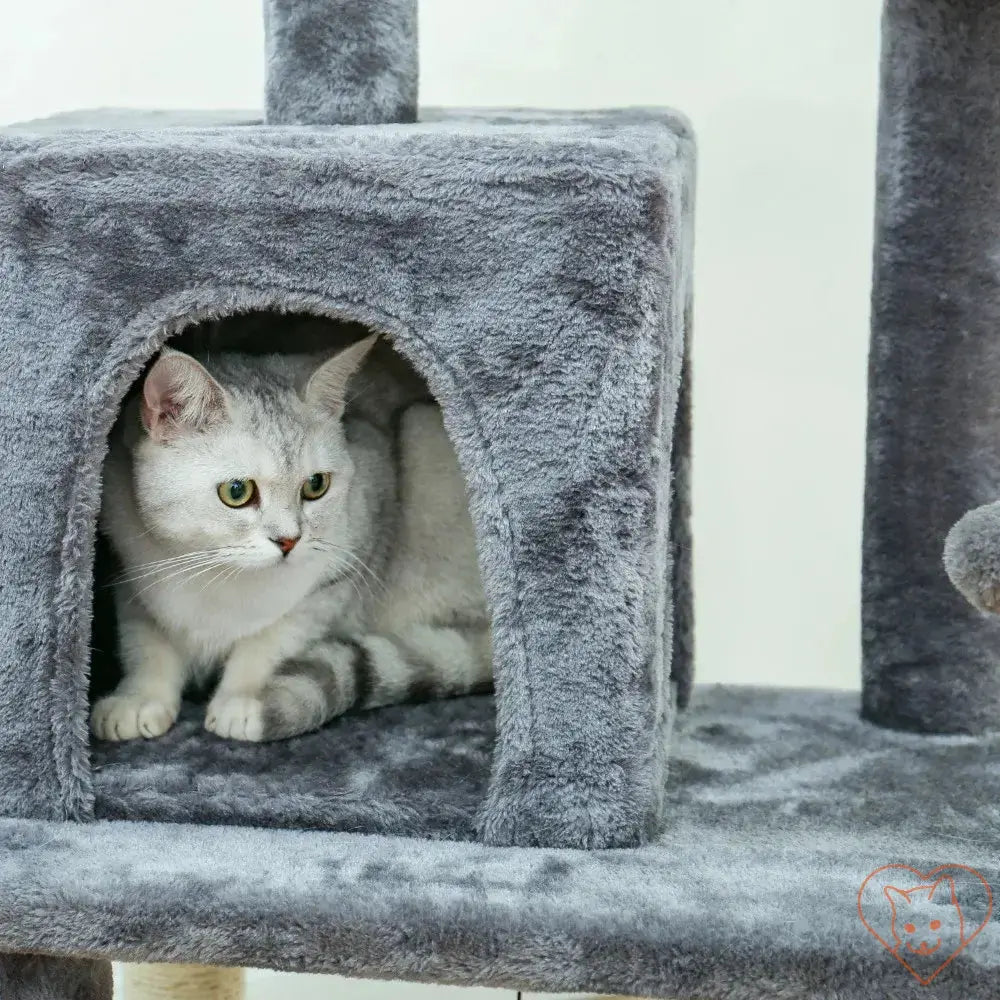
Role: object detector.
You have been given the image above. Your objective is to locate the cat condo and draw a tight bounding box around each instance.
[0,1,999,998]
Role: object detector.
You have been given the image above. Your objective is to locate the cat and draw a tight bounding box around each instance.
[91,333,492,742]
[884,876,966,971]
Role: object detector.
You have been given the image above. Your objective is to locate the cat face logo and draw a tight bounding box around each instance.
[885,877,962,958]
[858,865,993,985]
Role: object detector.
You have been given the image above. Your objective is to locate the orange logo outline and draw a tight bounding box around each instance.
[857,864,993,985]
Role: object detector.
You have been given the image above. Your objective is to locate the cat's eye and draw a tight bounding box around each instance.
[930,919,941,931]
[302,472,331,501]
[218,478,256,508]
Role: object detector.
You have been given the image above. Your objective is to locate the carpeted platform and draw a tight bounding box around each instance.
[91,696,496,840]
[7,685,1000,999]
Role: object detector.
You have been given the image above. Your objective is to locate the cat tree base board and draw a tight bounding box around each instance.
[3,685,998,1000]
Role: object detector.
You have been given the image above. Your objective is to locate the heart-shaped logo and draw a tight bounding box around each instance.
[857,864,993,985]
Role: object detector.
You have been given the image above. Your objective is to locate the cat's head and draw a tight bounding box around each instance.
[885,877,965,956]
[125,336,376,568]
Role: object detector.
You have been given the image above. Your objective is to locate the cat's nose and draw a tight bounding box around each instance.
[272,535,300,556]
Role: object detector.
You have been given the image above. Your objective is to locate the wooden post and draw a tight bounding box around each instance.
[122,963,245,1000]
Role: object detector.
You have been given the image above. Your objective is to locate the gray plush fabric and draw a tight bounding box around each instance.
[3,686,1000,1000]
[670,188,696,710]
[264,0,418,125]
[91,696,496,839]
[0,106,694,853]
[0,956,112,1000]
[864,0,1000,733]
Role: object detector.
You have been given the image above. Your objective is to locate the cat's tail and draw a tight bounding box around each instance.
[255,622,493,740]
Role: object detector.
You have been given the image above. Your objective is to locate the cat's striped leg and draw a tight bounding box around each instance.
[255,623,492,741]
[361,621,493,708]
[249,640,365,741]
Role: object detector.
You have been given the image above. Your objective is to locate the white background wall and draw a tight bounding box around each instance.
[0,0,881,691]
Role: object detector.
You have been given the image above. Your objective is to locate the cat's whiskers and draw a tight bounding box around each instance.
[124,549,244,603]
[179,550,255,591]
[345,566,386,604]
[339,574,366,606]
[310,539,386,597]
[111,558,225,590]
[183,563,227,589]
[126,561,229,604]
[197,563,239,594]
[110,549,229,587]
[312,552,384,606]
[113,547,226,573]
[200,558,249,594]
[307,539,377,605]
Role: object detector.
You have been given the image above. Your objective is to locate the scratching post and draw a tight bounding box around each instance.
[122,964,245,1000]
[863,0,1000,732]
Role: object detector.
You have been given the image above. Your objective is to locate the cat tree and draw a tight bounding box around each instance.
[0,1,997,998]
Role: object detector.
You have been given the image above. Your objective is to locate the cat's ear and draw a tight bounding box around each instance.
[141,349,228,443]
[929,876,959,906]
[885,886,910,909]
[305,334,379,416]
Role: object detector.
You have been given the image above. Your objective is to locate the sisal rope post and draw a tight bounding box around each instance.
[121,963,245,1000]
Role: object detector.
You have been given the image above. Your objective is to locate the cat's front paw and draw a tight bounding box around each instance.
[91,694,178,741]
[205,694,265,741]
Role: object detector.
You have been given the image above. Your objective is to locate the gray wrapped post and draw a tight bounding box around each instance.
[264,0,418,125]
[864,0,1000,733]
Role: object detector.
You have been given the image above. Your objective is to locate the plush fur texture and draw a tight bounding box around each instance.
[91,696,496,838]
[864,0,1000,733]
[264,0,418,125]
[2,687,1000,1000]
[0,106,694,853]
[0,956,112,1000]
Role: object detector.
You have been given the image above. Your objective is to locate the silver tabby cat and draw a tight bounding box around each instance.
[92,333,491,742]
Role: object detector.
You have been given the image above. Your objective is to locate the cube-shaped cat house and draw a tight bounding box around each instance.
[0,27,694,859]
[3,2,1000,1000]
